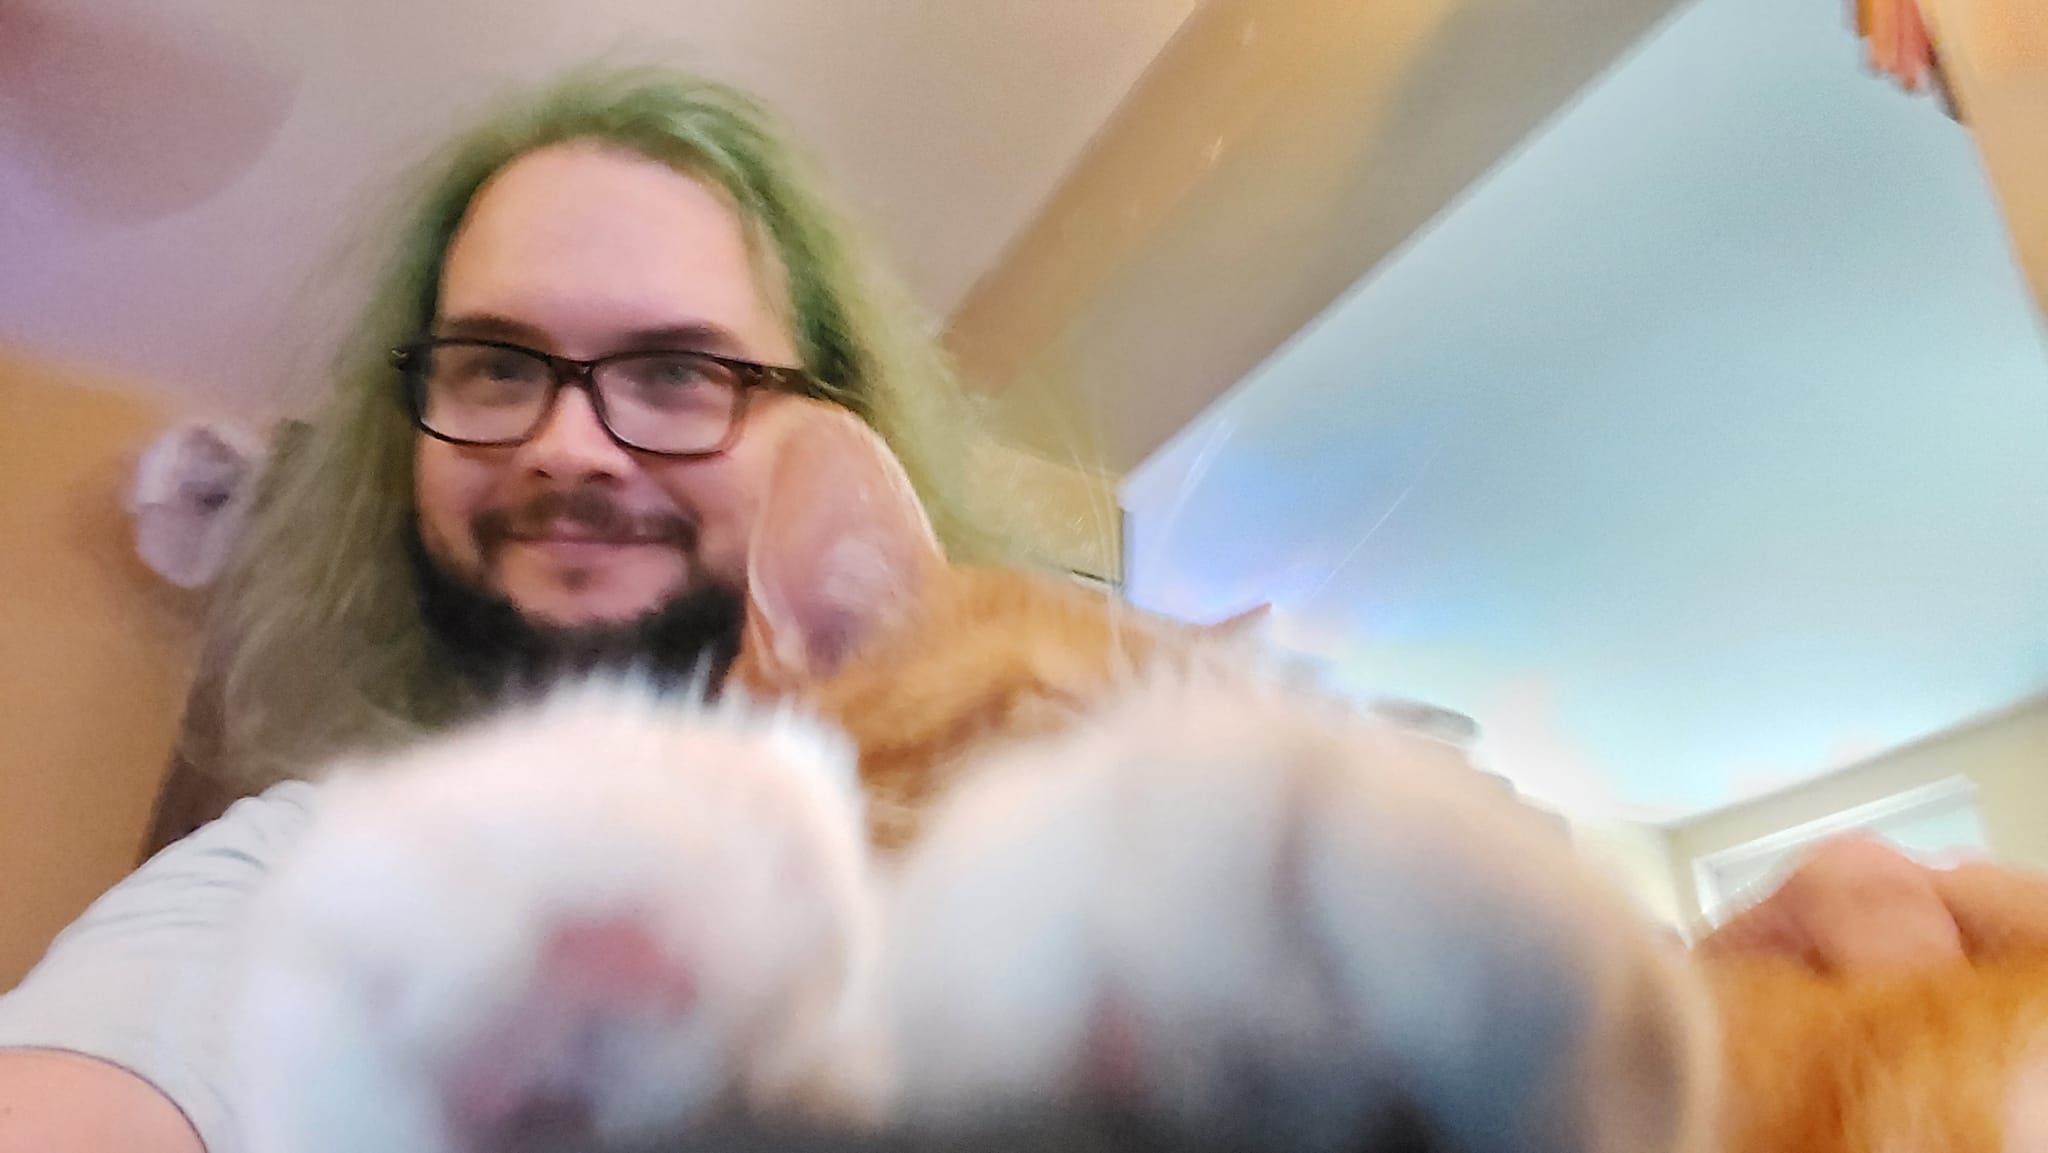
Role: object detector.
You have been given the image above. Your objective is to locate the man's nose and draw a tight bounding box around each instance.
[516,386,635,482]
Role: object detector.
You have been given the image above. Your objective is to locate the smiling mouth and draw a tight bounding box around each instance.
[509,531,662,545]
[506,534,678,552]
[503,516,684,546]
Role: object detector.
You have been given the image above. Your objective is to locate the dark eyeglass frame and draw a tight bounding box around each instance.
[390,337,816,459]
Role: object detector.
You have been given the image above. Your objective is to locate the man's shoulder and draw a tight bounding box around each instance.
[116,778,324,895]
[9,777,324,991]
[0,778,327,1153]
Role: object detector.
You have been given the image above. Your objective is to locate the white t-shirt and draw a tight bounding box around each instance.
[0,782,323,1153]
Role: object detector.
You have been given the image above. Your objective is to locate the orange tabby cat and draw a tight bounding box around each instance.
[1705,958,2048,1152]
[233,408,2046,1153]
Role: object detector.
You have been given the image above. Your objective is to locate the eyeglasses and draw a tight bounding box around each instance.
[391,338,814,458]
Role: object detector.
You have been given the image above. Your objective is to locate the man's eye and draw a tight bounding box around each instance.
[474,353,539,382]
[634,356,713,389]
[615,356,736,411]
[433,348,545,407]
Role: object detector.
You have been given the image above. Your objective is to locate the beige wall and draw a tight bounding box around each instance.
[0,348,200,987]
[1924,0,2048,321]
[1663,696,2048,924]
[969,437,1123,584]
[944,0,1688,471]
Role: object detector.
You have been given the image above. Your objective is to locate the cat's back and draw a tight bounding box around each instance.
[1708,955,2048,1153]
[805,566,1188,845]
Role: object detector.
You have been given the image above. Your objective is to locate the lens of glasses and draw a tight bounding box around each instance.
[594,352,743,454]
[411,342,743,455]
[415,343,554,444]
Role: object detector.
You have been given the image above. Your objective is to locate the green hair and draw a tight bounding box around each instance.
[203,66,1003,788]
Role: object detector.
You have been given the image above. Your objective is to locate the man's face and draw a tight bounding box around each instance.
[414,141,820,631]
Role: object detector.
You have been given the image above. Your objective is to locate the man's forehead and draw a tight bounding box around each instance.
[438,143,795,362]
[432,311,751,360]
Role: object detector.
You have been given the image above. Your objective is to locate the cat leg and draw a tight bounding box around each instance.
[229,686,884,1153]
[883,671,1715,1153]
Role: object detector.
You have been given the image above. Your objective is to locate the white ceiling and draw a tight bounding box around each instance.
[1125,0,2048,821]
[0,0,1195,413]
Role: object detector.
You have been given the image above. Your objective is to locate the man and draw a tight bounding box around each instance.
[0,67,998,1153]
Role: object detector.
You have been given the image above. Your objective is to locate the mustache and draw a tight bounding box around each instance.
[473,488,697,550]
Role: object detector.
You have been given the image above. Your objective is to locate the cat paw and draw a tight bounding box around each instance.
[882,671,1715,1153]
[229,686,882,1153]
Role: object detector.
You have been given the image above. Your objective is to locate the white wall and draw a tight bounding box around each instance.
[1664,695,2048,922]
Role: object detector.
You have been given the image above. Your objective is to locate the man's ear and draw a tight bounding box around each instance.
[127,420,266,589]
[741,408,945,687]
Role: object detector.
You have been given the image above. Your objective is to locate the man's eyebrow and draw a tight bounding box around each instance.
[432,314,750,357]
[611,323,748,357]
[432,313,549,345]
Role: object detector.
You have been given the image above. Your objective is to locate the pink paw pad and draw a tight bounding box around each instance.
[443,916,697,1136]
[539,917,698,1010]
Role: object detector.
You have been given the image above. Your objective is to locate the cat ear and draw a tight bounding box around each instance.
[742,408,945,687]
[127,419,266,589]
[1201,602,1272,644]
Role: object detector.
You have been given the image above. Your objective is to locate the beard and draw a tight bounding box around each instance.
[409,532,745,704]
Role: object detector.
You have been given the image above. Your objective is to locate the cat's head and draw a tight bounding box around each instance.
[725,411,1212,845]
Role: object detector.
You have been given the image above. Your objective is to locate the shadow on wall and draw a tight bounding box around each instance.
[0,1,299,225]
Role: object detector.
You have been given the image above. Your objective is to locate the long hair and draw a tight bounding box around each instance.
[203,67,1004,788]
